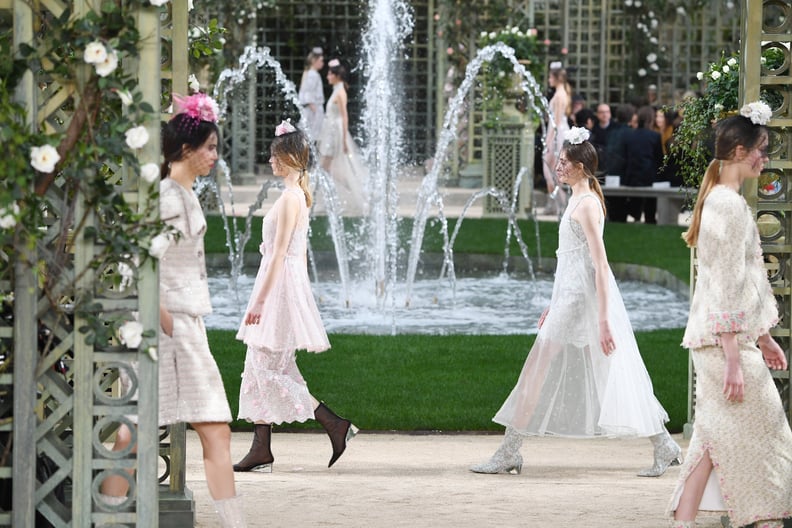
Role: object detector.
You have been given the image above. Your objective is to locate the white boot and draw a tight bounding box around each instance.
[639,428,682,477]
[214,495,247,528]
[470,427,524,474]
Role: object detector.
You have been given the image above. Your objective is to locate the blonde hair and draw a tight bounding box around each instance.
[682,115,767,247]
[550,69,573,117]
[270,129,313,207]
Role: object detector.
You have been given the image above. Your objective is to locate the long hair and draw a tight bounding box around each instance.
[563,140,606,216]
[682,115,767,247]
[270,126,313,207]
[550,68,573,117]
[160,113,219,179]
[304,48,323,70]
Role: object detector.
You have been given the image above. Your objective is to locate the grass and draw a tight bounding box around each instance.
[206,213,691,434]
[209,329,689,434]
[204,214,691,283]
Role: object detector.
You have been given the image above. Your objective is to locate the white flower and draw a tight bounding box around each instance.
[84,41,108,64]
[650,63,659,71]
[140,163,160,183]
[650,19,658,29]
[696,71,704,80]
[125,125,150,149]
[188,0,194,10]
[637,68,647,77]
[727,57,737,67]
[148,232,171,259]
[95,49,119,77]
[676,6,686,15]
[722,65,730,73]
[150,0,169,5]
[564,126,590,145]
[761,56,767,64]
[635,0,641,6]
[710,70,721,80]
[646,53,657,63]
[713,103,724,112]
[740,100,772,125]
[489,32,496,39]
[116,89,134,106]
[480,31,487,38]
[30,144,61,173]
[0,202,19,229]
[147,346,159,362]
[188,73,200,92]
[649,37,658,45]
[726,1,734,8]
[625,0,632,6]
[118,321,144,349]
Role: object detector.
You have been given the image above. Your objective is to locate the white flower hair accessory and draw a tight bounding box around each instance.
[327,58,341,68]
[740,100,772,126]
[275,119,297,137]
[564,126,590,145]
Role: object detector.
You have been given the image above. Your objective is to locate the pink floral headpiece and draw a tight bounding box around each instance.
[328,59,341,68]
[173,93,219,123]
[275,119,297,136]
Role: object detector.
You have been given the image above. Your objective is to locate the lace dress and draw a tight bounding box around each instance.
[316,83,368,214]
[493,193,669,437]
[236,188,330,424]
[667,186,792,527]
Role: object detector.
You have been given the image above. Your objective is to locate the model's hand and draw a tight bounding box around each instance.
[723,358,744,402]
[537,307,549,329]
[160,306,174,337]
[759,334,788,370]
[245,308,262,326]
[599,320,615,356]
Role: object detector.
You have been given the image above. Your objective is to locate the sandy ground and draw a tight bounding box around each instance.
[184,431,729,528]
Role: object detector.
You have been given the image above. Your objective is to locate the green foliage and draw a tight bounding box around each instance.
[668,48,784,189]
[0,1,181,350]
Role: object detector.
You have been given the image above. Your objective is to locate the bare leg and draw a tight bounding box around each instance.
[191,421,236,500]
[673,450,714,521]
[100,424,136,498]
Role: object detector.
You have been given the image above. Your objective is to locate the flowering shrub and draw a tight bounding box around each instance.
[0,1,224,349]
[476,26,543,125]
[667,48,783,188]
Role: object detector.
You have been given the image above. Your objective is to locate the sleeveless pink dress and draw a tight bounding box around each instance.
[236,187,330,424]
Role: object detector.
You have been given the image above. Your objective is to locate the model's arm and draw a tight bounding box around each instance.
[338,89,349,153]
[574,198,613,355]
[245,193,300,325]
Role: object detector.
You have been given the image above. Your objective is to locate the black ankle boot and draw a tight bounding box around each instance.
[313,402,358,468]
[233,423,274,472]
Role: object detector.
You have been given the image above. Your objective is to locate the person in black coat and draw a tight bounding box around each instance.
[623,105,663,223]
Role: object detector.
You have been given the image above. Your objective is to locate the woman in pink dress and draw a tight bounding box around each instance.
[233,121,357,472]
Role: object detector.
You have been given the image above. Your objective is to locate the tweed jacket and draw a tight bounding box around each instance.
[682,185,778,349]
[159,177,212,316]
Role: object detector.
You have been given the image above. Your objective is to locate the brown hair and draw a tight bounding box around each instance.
[682,115,767,247]
[563,140,606,215]
[270,126,313,207]
[550,68,573,117]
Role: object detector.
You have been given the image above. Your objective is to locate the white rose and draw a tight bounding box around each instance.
[696,71,704,80]
[722,65,730,73]
[625,0,632,5]
[188,73,200,92]
[649,37,658,45]
[0,202,19,229]
[676,6,686,15]
[116,89,134,106]
[188,0,194,10]
[84,41,108,64]
[714,103,724,112]
[125,125,150,149]
[711,70,721,80]
[489,32,496,39]
[118,321,144,349]
[650,19,658,29]
[480,31,487,38]
[637,68,647,77]
[95,50,119,77]
[511,27,518,33]
[635,0,641,6]
[650,63,659,71]
[148,232,171,259]
[646,53,657,63]
[30,144,61,173]
[140,163,160,183]
[150,0,169,5]
[727,57,737,67]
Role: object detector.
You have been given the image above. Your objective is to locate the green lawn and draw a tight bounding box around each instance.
[210,329,689,434]
[206,214,691,434]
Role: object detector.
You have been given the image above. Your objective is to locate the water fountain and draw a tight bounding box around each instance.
[199,0,690,335]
